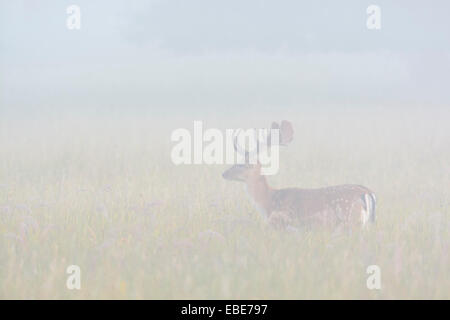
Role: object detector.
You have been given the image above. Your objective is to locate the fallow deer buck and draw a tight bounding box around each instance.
[222,121,376,230]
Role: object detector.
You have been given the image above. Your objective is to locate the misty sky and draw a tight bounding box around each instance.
[1,0,449,115]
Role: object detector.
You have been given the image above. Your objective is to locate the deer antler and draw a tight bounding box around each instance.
[268,120,294,146]
[233,121,293,161]
[233,129,262,162]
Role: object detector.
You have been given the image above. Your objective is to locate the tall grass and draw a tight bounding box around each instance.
[0,108,448,299]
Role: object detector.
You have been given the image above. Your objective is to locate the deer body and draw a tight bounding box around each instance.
[222,120,376,229]
[224,165,376,228]
[271,185,376,227]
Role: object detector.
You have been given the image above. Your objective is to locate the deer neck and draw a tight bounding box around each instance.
[244,175,273,218]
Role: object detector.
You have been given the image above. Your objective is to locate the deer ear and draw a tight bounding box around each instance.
[280,120,294,145]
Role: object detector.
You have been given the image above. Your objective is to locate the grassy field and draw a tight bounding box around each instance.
[0,107,449,299]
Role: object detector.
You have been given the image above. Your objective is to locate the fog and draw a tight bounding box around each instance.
[1,0,449,118]
[1,1,449,300]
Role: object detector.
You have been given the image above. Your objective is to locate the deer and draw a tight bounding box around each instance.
[222,121,376,230]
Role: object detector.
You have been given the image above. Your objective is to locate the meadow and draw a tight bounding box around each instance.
[0,107,449,299]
